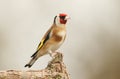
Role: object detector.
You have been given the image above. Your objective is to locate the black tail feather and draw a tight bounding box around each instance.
[24,64,32,68]
[25,55,37,68]
[31,50,38,58]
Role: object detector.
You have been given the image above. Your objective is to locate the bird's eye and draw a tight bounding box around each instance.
[59,16,65,19]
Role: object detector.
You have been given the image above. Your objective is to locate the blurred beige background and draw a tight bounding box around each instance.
[0,0,120,79]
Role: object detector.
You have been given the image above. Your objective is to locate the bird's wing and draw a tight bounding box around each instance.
[31,26,53,58]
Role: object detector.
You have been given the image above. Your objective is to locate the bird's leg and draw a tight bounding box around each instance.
[48,50,53,58]
[48,50,56,58]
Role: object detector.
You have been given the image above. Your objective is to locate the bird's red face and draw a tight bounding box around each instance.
[59,13,68,24]
[54,13,69,26]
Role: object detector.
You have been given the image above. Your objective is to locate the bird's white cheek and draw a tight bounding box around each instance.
[55,17,60,25]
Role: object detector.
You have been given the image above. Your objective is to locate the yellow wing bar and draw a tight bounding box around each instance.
[37,39,44,50]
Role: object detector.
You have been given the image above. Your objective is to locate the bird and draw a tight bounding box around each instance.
[25,13,69,68]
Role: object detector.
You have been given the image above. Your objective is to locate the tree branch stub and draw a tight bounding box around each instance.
[0,52,70,79]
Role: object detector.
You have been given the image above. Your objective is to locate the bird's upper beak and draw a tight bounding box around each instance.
[65,16,71,20]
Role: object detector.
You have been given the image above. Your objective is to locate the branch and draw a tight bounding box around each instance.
[0,52,70,79]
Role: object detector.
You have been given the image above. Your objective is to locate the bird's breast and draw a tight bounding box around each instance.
[49,29,66,52]
[50,33,66,52]
[54,31,66,42]
[57,31,66,37]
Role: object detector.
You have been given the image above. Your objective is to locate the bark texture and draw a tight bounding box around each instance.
[0,52,70,79]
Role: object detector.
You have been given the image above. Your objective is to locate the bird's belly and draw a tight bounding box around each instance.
[50,41,63,52]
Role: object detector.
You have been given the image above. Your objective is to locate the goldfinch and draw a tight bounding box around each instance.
[25,13,69,68]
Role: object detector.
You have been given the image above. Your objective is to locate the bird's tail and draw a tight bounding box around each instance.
[24,56,38,68]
